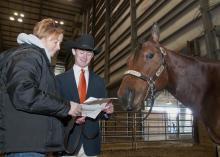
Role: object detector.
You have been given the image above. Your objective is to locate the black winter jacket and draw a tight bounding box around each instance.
[0,44,70,153]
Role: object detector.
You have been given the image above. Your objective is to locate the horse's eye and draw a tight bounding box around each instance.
[146,53,154,59]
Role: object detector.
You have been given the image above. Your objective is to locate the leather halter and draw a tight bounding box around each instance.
[123,46,167,120]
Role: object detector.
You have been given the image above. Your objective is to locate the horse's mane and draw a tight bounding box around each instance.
[169,49,220,66]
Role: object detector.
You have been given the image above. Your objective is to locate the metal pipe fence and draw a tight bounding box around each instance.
[100,110,194,148]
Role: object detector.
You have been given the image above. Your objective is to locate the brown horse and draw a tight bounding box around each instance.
[117,26,220,144]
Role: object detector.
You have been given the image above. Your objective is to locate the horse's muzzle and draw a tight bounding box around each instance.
[117,88,135,111]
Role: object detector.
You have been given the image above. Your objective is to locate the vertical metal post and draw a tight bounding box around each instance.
[0,25,3,52]
[164,113,167,140]
[38,0,43,20]
[134,112,137,150]
[132,113,135,149]
[130,2,138,147]
[81,10,86,34]
[82,8,89,34]
[193,116,200,144]
[147,119,149,141]
[130,0,137,54]
[91,0,96,37]
[90,0,96,70]
[193,38,200,56]
[85,10,89,33]
[176,113,180,139]
[127,112,129,136]
[215,26,220,57]
[104,0,110,84]
[200,0,217,59]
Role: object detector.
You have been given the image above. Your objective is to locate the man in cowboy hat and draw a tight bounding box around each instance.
[56,34,114,157]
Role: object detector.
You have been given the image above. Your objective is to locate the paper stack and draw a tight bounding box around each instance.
[81,97,117,119]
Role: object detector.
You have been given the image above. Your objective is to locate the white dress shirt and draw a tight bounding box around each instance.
[73,64,89,92]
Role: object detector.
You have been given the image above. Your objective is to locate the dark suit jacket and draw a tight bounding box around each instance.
[56,68,107,156]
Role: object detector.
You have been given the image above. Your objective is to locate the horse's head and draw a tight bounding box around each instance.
[117,24,169,111]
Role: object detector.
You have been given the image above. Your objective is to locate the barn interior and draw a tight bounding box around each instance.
[0,0,220,157]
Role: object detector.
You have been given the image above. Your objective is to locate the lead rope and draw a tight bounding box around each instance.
[142,78,155,121]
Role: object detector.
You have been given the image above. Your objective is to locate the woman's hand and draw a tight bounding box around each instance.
[68,101,82,117]
[75,116,86,124]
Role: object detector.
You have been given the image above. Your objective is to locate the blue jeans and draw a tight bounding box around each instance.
[5,152,45,157]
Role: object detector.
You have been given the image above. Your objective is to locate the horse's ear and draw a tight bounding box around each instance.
[127,54,134,66]
[151,23,160,43]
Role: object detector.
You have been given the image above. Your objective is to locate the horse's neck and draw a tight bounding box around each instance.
[165,51,206,109]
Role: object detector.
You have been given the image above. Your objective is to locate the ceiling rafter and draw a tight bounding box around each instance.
[1,23,74,36]
[0,13,80,29]
[3,2,80,17]
[38,0,43,20]
[0,0,92,54]
[44,1,81,13]
[2,2,80,18]
[47,0,82,9]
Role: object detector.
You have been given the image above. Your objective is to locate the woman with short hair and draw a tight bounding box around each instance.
[1,18,81,157]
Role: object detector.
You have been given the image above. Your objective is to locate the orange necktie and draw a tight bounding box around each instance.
[78,69,86,103]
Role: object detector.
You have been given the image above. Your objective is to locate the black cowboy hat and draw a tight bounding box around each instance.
[64,34,101,55]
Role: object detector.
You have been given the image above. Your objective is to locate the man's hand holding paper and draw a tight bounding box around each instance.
[102,101,114,114]
[80,97,116,119]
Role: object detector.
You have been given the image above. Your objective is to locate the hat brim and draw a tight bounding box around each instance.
[64,40,101,55]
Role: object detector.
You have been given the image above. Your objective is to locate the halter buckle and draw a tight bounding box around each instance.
[156,65,165,77]
[160,47,167,56]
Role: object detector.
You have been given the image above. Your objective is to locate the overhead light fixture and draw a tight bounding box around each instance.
[20,13,24,17]
[54,20,64,25]
[14,12,18,16]
[17,18,23,22]
[9,11,25,23]
[9,16,15,21]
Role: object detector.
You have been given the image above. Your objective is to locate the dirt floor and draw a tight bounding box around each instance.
[99,142,217,157]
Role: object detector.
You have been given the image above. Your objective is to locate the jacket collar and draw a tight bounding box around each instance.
[17,33,51,63]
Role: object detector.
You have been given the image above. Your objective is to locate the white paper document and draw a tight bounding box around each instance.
[81,97,117,119]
